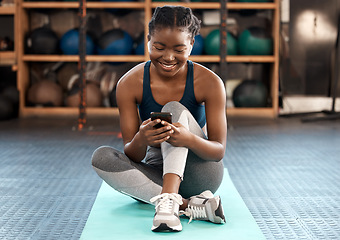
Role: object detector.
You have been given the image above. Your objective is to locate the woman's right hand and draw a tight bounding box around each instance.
[139,118,173,147]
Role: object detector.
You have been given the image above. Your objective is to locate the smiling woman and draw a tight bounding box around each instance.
[92,5,227,233]
[148,27,192,78]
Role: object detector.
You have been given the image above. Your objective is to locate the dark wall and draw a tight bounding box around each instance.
[0,16,14,39]
[281,0,339,96]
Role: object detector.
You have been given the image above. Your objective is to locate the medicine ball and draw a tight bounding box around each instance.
[232,80,268,108]
[225,79,243,98]
[26,27,59,54]
[56,63,78,91]
[0,86,19,119]
[134,34,144,55]
[60,29,95,55]
[0,95,14,120]
[100,71,117,99]
[27,80,63,107]
[66,82,103,107]
[238,27,273,55]
[204,29,238,55]
[97,29,133,55]
[191,34,204,55]
[1,86,19,106]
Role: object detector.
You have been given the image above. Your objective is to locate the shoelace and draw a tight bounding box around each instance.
[150,193,183,214]
[180,205,207,224]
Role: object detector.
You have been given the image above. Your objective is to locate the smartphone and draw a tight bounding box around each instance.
[150,112,172,129]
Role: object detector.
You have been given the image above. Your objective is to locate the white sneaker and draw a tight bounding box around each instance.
[150,193,183,232]
[180,190,226,224]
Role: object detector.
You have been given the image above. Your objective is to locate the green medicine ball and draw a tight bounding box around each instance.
[204,29,238,55]
[238,27,273,55]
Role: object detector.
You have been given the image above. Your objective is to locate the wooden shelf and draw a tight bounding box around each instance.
[23,54,146,62]
[20,107,119,118]
[22,2,277,10]
[228,2,277,10]
[0,6,15,14]
[152,2,277,10]
[87,2,145,9]
[0,51,16,65]
[190,55,275,63]
[17,0,280,118]
[22,54,274,63]
[21,1,277,10]
[22,2,145,9]
[227,107,276,118]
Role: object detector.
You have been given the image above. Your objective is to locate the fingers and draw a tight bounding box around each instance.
[144,119,172,144]
[152,124,173,136]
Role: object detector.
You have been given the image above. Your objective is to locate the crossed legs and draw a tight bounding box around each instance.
[92,101,223,201]
[91,102,225,231]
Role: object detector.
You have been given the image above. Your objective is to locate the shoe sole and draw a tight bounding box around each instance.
[214,197,226,223]
[151,223,182,232]
[206,196,226,223]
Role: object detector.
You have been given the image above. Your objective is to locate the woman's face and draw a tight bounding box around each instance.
[148,27,194,78]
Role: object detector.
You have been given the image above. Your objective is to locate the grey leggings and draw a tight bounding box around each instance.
[92,101,224,202]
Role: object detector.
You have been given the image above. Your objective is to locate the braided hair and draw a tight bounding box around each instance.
[148,6,201,40]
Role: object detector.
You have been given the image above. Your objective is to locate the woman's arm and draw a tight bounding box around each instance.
[116,67,173,162]
[116,73,147,162]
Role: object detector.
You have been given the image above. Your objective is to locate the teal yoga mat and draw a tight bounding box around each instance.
[80,169,265,240]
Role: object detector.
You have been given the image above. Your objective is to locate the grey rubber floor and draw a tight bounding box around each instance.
[0,116,339,239]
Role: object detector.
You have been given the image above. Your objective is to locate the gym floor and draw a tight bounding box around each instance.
[0,116,339,239]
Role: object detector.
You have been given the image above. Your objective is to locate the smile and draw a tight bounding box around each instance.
[159,62,177,71]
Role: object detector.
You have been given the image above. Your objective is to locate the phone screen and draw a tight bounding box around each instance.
[150,112,172,128]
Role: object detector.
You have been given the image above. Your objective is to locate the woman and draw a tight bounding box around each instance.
[92,5,227,232]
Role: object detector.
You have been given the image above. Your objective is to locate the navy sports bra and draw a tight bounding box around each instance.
[138,60,206,128]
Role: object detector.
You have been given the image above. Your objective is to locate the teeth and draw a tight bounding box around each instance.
[161,63,175,68]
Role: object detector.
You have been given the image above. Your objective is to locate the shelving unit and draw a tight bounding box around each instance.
[0,3,17,67]
[16,0,280,118]
[0,5,15,14]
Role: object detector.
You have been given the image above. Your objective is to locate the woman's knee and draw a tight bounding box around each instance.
[162,101,186,113]
[91,146,122,171]
[162,101,191,125]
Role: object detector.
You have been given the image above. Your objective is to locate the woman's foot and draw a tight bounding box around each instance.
[150,193,183,232]
[180,190,226,224]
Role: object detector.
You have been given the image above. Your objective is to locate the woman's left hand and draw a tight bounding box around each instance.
[164,122,192,147]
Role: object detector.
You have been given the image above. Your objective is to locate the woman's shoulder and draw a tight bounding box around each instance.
[116,62,147,104]
[117,62,146,88]
[192,62,224,86]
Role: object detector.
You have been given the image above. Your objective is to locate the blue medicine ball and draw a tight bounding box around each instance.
[60,29,95,55]
[97,29,133,55]
[191,34,204,55]
[134,34,144,55]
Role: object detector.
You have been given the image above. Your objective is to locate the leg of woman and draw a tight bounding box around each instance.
[150,102,225,232]
[161,101,224,199]
[91,146,163,204]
